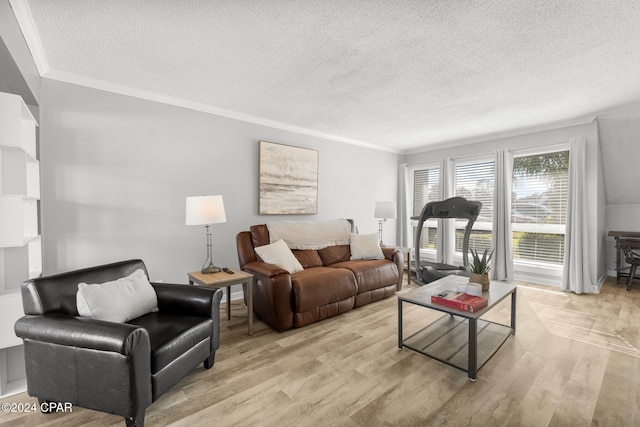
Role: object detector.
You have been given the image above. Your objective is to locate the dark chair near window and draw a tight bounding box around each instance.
[620,239,640,291]
[14,259,223,427]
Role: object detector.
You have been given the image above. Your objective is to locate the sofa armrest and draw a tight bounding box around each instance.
[381,247,398,260]
[242,262,294,332]
[151,282,223,318]
[243,261,289,278]
[14,313,149,356]
[382,247,405,291]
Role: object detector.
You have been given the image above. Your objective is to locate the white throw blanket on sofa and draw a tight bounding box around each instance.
[267,219,352,250]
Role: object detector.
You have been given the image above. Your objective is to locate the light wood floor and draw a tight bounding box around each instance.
[2,276,640,427]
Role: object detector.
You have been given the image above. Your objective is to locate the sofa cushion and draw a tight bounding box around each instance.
[255,239,304,274]
[330,259,399,294]
[294,297,355,328]
[128,313,212,374]
[354,284,398,308]
[76,269,158,323]
[318,245,351,266]
[291,267,357,313]
[292,250,323,269]
[349,233,384,260]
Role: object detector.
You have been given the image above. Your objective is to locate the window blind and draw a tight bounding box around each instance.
[511,150,569,264]
[412,168,439,217]
[454,160,494,252]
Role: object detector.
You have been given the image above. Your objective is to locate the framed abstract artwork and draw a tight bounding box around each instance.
[259,141,318,215]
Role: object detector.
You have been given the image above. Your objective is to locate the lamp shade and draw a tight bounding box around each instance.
[186,195,227,225]
[374,201,397,219]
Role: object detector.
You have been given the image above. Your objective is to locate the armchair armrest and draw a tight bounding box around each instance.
[151,282,223,318]
[14,313,149,356]
[243,261,289,278]
[15,312,153,421]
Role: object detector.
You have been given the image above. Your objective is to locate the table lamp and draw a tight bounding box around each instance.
[186,195,227,274]
[374,201,396,246]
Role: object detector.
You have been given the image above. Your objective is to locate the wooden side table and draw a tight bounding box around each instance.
[188,269,254,335]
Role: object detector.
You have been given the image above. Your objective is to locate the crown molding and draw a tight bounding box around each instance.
[9,0,48,76]
[41,68,400,154]
[402,114,597,155]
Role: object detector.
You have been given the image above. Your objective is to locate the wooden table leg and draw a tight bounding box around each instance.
[406,250,411,285]
[615,237,621,282]
[511,287,517,334]
[248,277,254,336]
[397,299,403,349]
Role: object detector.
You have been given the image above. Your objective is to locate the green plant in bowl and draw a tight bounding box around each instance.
[469,247,493,274]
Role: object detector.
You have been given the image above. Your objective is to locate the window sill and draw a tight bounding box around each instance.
[513,260,562,286]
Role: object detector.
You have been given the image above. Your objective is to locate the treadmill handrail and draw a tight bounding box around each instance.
[413,197,482,285]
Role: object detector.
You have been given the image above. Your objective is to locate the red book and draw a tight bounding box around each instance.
[431,290,488,313]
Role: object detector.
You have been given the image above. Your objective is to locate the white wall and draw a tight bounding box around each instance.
[40,79,400,286]
[402,121,607,290]
[598,114,640,275]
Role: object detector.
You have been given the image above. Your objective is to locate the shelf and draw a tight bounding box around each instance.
[0,237,42,293]
[0,195,38,247]
[0,346,26,398]
[0,148,40,197]
[0,378,26,399]
[0,92,38,401]
[403,315,513,374]
[0,293,24,348]
[0,92,37,158]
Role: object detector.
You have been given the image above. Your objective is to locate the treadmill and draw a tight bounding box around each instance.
[412,197,483,285]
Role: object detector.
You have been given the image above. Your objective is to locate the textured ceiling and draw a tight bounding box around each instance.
[17,0,640,152]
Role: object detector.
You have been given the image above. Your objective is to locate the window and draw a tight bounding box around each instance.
[410,165,439,254]
[454,159,494,254]
[511,150,569,264]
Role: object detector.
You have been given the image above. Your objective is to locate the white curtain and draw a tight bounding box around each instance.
[561,137,592,293]
[492,149,514,281]
[437,157,455,265]
[398,163,412,248]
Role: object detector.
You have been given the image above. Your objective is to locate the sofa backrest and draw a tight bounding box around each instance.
[20,259,149,316]
[237,220,355,270]
[249,224,271,247]
[317,245,351,266]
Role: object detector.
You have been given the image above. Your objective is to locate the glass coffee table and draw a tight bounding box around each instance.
[398,275,516,380]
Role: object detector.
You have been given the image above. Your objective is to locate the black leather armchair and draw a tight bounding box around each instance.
[14,259,223,427]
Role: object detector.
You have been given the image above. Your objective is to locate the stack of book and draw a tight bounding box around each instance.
[431,290,488,313]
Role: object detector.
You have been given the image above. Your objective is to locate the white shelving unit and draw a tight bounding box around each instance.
[0,92,40,398]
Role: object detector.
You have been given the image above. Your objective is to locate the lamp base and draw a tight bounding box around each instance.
[200,225,221,274]
[201,265,221,274]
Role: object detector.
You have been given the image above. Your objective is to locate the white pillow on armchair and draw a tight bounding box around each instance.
[76,268,158,323]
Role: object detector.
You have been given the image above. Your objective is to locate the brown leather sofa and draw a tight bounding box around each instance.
[236,224,404,332]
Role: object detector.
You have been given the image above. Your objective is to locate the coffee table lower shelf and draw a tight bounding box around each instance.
[402,315,513,376]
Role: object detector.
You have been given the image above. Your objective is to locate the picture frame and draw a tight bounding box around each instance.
[259,140,319,215]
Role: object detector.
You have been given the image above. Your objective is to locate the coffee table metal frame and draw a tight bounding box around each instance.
[398,275,516,380]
